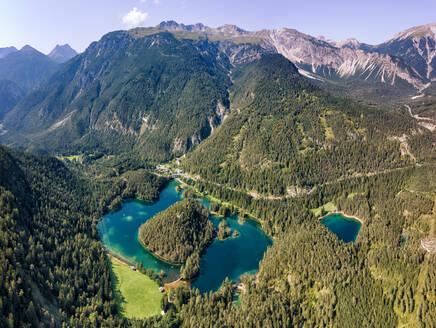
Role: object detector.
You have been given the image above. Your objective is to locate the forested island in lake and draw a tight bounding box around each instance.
[138,199,216,279]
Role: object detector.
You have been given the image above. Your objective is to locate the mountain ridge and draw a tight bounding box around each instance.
[153,21,436,103]
[368,23,436,81]
[0,46,18,59]
[2,21,436,155]
[0,45,59,92]
[1,31,232,158]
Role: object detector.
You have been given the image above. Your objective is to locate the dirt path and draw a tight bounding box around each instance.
[405,104,436,132]
[405,104,434,122]
[107,253,131,267]
[420,195,436,253]
[179,165,414,202]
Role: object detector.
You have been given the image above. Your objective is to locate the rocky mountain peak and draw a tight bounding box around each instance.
[335,38,361,49]
[266,27,427,94]
[157,21,207,32]
[156,20,248,37]
[48,44,78,63]
[20,45,39,53]
[389,23,436,41]
[157,20,186,31]
[373,23,436,80]
[216,24,247,36]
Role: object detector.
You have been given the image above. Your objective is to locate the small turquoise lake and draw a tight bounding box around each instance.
[98,181,272,293]
[401,232,408,248]
[321,213,361,243]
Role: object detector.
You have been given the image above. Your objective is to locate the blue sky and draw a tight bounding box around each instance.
[0,0,435,54]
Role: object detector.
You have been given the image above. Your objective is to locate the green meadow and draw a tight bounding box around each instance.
[110,258,162,319]
[311,201,337,217]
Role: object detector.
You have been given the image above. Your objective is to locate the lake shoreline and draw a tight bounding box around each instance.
[175,177,265,227]
[319,211,364,225]
[106,250,185,286]
[106,252,131,267]
[137,237,184,266]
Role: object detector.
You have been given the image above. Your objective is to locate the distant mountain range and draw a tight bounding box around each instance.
[154,21,436,105]
[0,22,435,155]
[0,45,59,91]
[0,44,78,120]
[0,43,78,63]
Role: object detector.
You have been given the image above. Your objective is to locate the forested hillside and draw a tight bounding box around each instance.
[169,54,436,327]
[0,146,124,326]
[183,54,417,196]
[2,31,231,160]
[158,164,435,328]
[0,146,172,327]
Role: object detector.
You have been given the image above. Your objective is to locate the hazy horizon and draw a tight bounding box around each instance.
[1,0,435,54]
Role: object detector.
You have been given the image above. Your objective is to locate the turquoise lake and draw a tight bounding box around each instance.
[401,232,408,248]
[321,213,361,243]
[98,181,272,293]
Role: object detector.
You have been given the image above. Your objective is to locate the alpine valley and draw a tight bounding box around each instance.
[0,21,435,328]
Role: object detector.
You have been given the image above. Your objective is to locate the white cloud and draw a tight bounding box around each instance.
[139,0,147,2]
[153,0,160,4]
[122,8,148,27]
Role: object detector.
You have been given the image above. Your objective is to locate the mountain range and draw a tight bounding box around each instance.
[0,44,78,118]
[0,45,60,92]
[0,46,18,59]
[155,21,436,104]
[1,21,435,156]
[1,32,232,157]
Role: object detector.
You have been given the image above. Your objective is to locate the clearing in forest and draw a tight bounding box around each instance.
[109,258,162,319]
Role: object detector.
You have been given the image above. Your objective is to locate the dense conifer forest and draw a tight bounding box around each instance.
[138,199,215,264]
[0,146,123,327]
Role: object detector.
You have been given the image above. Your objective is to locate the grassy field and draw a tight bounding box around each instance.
[63,154,82,161]
[311,201,337,217]
[110,258,162,319]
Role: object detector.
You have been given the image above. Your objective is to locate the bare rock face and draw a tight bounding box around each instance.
[156,21,434,94]
[157,21,248,37]
[334,38,361,50]
[219,43,267,65]
[172,100,229,155]
[370,23,436,80]
[266,28,427,91]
